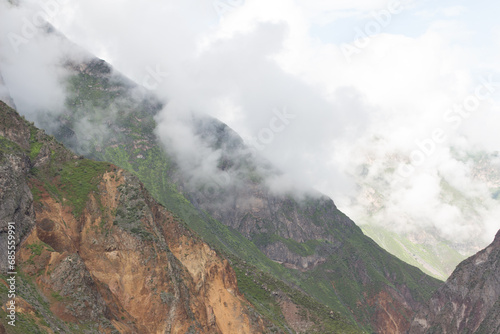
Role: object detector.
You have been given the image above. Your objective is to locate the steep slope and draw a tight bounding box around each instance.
[410,229,500,333]
[31,55,444,333]
[0,101,273,333]
[0,103,34,274]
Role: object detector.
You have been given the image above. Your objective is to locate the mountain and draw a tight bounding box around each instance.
[27,49,443,332]
[0,100,284,333]
[361,225,466,280]
[0,18,451,332]
[0,99,360,333]
[409,229,500,333]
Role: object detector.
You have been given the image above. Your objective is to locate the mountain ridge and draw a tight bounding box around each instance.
[410,229,500,333]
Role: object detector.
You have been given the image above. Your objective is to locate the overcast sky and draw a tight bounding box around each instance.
[1,0,500,249]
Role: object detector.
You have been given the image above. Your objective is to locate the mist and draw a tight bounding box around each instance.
[1,0,500,251]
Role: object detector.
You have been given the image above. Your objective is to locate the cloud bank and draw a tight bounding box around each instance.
[1,0,500,251]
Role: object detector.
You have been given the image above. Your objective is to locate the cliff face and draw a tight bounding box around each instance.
[0,102,35,273]
[410,230,500,333]
[0,101,266,333]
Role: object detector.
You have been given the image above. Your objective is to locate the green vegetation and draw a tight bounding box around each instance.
[0,273,63,334]
[30,185,42,202]
[29,126,43,159]
[26,242,55,256]
[1,101,113,220]
[29,141,43,160]
[25,242,55,268]
[113,180,157,241]
[31,157,112,218]
[58,159,111,217]
[0,135,23,157]
[233,260,361,333]
[0,308,49,334]
[85,116,434,331]
[0,65,447,333]
[50,291,64,302]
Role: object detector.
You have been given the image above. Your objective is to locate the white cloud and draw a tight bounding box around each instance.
[1,0,499,251]
[0,1,81,122]
[442,5,467,17]
[294,0,413,24]
[416,5,467,19]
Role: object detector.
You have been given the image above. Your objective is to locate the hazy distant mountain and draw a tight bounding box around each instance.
[340,142,500,280]
[361,225,466,280]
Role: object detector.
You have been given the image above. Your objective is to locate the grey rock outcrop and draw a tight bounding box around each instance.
[0,100,35,273]
[410,230,500,333]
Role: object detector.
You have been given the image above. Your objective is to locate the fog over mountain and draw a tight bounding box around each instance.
[1,0,499,254]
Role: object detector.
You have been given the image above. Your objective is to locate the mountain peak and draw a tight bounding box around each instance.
[494,229,500,245]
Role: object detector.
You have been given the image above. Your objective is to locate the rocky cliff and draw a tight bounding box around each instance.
[0,102,35,273]
[410,229,500,333]
[0,101,268,333]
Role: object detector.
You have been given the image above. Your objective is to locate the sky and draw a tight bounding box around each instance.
[1,0,500,250]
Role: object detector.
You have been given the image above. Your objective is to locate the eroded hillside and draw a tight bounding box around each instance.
[0,101,268,333]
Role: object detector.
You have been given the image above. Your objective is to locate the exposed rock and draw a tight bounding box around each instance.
[368,287,413,334]
[0,100,30,150]
[410,230,500,333]
[279,297,315,333]
[0,102,35,273]
[261,241,327,270]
